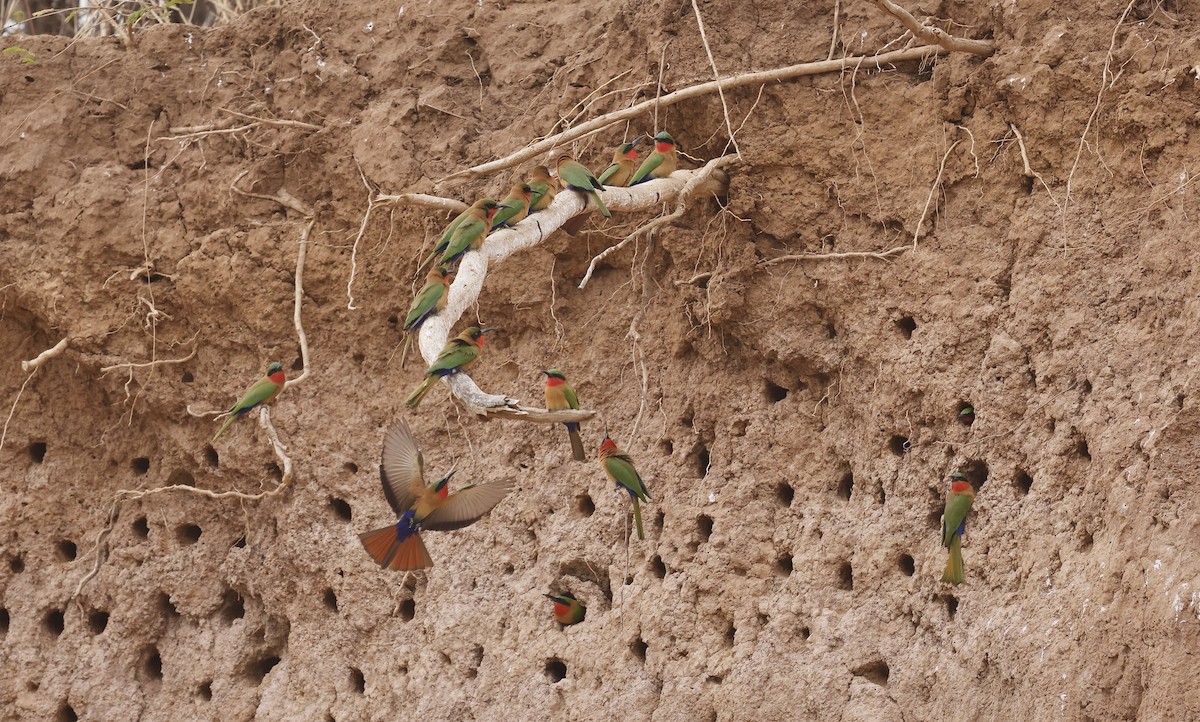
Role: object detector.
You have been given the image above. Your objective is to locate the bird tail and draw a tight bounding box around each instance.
[590,190,612,218]
[359,525,434,571]
[399,334,413,370]
[211,413,236,443]
[567,425,585,462]
[405,376,437,411]
[631,495,645,540]
[941,535,965,585]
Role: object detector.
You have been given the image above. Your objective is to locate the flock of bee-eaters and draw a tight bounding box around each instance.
[205,131,976,627]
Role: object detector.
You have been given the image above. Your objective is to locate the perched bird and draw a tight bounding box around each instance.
[543,369,585,462]
[438,198,505,267]
[545,592,586,625]
[211,362,286,442]
[418,204,475,274]
[941,471,976,585]
[629,131,678,185]
[399,266,455,369]
[555,154,611,218]
[598,433,651,540]
[527,166,557,211]
[597,137,643,187]
[958,406,975,426]
[359,419,515,571]
[405,326,496,410]
[491,182,534,229]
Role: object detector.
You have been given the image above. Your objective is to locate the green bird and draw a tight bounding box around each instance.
[597,136,643,187]
[543,368,585,462]
[417,203,475,274]
[439,199,505,267]
[598,432,651,539]
[399,266,455,369]
[527,165,557,212]
[941,471,976,585]
[555,154,611,218]
[546,592,586,625]
[405,326,497,411]
[629,131,678,185]
[491,182,534,229]
[211,362,286,442]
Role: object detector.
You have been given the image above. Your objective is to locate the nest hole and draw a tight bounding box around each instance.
[55,540,77,561]
[131,457,151,475]
[895,316,916,339]
[764,381,789,404]
[724,620,736,648]
[799,625,811,640]
[343,462,359,475]
[0,607,9,636]
[248,655,281,682]
[851,659,890,686]
[399,598,416,621]
[697,515,713,542]
[29,441,47,464]
[945,594,959,619]
[159,592,180,619]
[695,445,711,479]
[575,494,595,517]
[544,658,567,683]
[166,469,195,487]
[204,446,219,468]
[323,588,338,612]
[838,562,854,590]
[56,703,77,722]
[181,371,194,383]
[654,510,665,532]
[650,555,667,579]
[132,516,150,538]
[144,647,163,680]
[45,609,65,636]
[291,356,304,372]
[631,637,648,662]
[9,556,24,573]
[329,498,353,521]
[959,459,990,489]
[198,681,212,700]
[659,439,674,456]
[775,553,794,576]
[837,472,853,500]
[88,610,109,634]
[1076,439,1091,461]
[350,667,365,693]
[1080,529,1094,552]
[176,524,202,545]
[888,436,910,456]
[898,554,915,576]
[956,401,975,426]
[219,589,244,622]
[776,482,794,506]
[1015,469,1033,495]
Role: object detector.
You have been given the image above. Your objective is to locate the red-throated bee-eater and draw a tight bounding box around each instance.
[555,154,611,218]
[629,131,677,185]
[527,166,557,211]
[941,471,975,585]
[405,326,496,410]
[543,368,585,461]
[211,361,285,442]
[491,182,534,229]
[399,266,455,369]
[597,137,643,187]
[598,432,651,539]
[545,592,586,625]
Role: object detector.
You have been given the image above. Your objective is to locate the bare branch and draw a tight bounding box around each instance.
[762,245,912,265]
[21,337,70,372]
[690,0,740,157]
[99,342,197,373]
[871,0,995,56]
[437,45,959,188]
[375,193,470,214]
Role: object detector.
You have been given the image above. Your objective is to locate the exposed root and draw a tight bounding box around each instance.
[579,155,737,289]
[689,0,739,157]
[1010,123,1060,208]
[761,245,913,265]
[99,338,197,373]
[911,139,960,253]
[437,45,963,187]
[21,337,70,373]
[871,0,994,56]
[160,108,321,141]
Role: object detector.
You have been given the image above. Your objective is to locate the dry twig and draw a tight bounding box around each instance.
[870,0,994,56]
[689,0,739,156]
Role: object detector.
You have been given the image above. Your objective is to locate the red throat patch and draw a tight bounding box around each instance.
[437,485,450,500]
[950,481,972,493]
[268,370,287,384]
[655,142,673,152]
[545,376,565,387]
[598,438,617,456]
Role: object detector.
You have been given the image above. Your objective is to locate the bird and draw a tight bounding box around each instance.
[527,166,557,212]
[359,419,515,571]
[417,203,475,274]
[437,198,505,268]
[958,406,975,426]
[555,154,611,218]
[629,131,678,185]
[211,362,286,442]
[545,592,586,625]
[941,471,976,585]
[405,326,496,410]
[399,266,455,369]
[491,182,534,229]
[597,136,643,187]
[598,432,651,539]
[543,369,585,461]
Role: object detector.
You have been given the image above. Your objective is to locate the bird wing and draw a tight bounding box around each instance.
[562,383,580,411]
[230,376,280,413]
[379,420,426,515]
[630,153,664,184]
[603,456,649,500]
[422,479,516,531]
[440,217,486,261]
[427,341,478,376]
[437,209,471,251]
[403,280,445,331]
[941,492,973,547]
[562,162,603,191]
[597,162,621,185]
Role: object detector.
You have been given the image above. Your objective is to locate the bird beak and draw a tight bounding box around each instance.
[631,134,646,146]
[544,593,558,601]
[443,470,457,482]
[540,370,549,376]
[480,327,499,334]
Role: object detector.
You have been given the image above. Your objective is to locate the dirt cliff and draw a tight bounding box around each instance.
[3,0,1199,719]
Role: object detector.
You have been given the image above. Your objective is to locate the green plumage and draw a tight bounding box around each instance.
[399,269,451,369]
[212,363,284,442]
[941,485,974,585]
[418,207,472,273]
[404,327,491,410]
[603,454,650,540]
[439,214,491,266]
[556,157,612,218]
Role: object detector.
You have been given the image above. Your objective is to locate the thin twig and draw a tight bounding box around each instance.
[99,341,197,373]
[761,245,912,265]
[217,107,323,131]
[374,193,469,213]
[911,139,960,252]
[689,0,739,156]
[827,0,841,61]
[0,367,37,454]
[870,0,994,56]
[347,161,373,311]
[579,155,737,289]
[437,45,962,187]
[653,40,671,134]
[1010,123,1060,207]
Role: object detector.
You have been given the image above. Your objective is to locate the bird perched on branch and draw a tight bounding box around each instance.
[597,137,643,187]
[527,166,557,212]
[405,326,496,410]
[543,368,585,461]
[359,419,515,571]
[399,266,455,369]
[418,203,474,274]
[630,131,677,185]
[545,592,586,625]
[941,471,975,585]
[598,432,651,539]
[211,361,286,442]
[439,198,506,267]
[555,154,611,218]
[491,182,534,229]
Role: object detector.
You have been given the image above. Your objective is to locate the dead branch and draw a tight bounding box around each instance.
[375,193,470,214]
[579,155,738,289]
[870,0,995,56]
[415,162,730,416]
[1010,123,1059,207]
[217,108,323,132]
[437,44,974,187]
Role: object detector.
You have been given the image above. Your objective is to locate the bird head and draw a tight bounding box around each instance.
[432,470,456,495]
[653,131,675,151]
[467,326,498,346]
[618,138,642,159]
[598,428,617,456]
[542,368,566,379]
[266,361,284,375]
[553,153,573,168]
[530,165,553,183]
[518,183,534,197]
